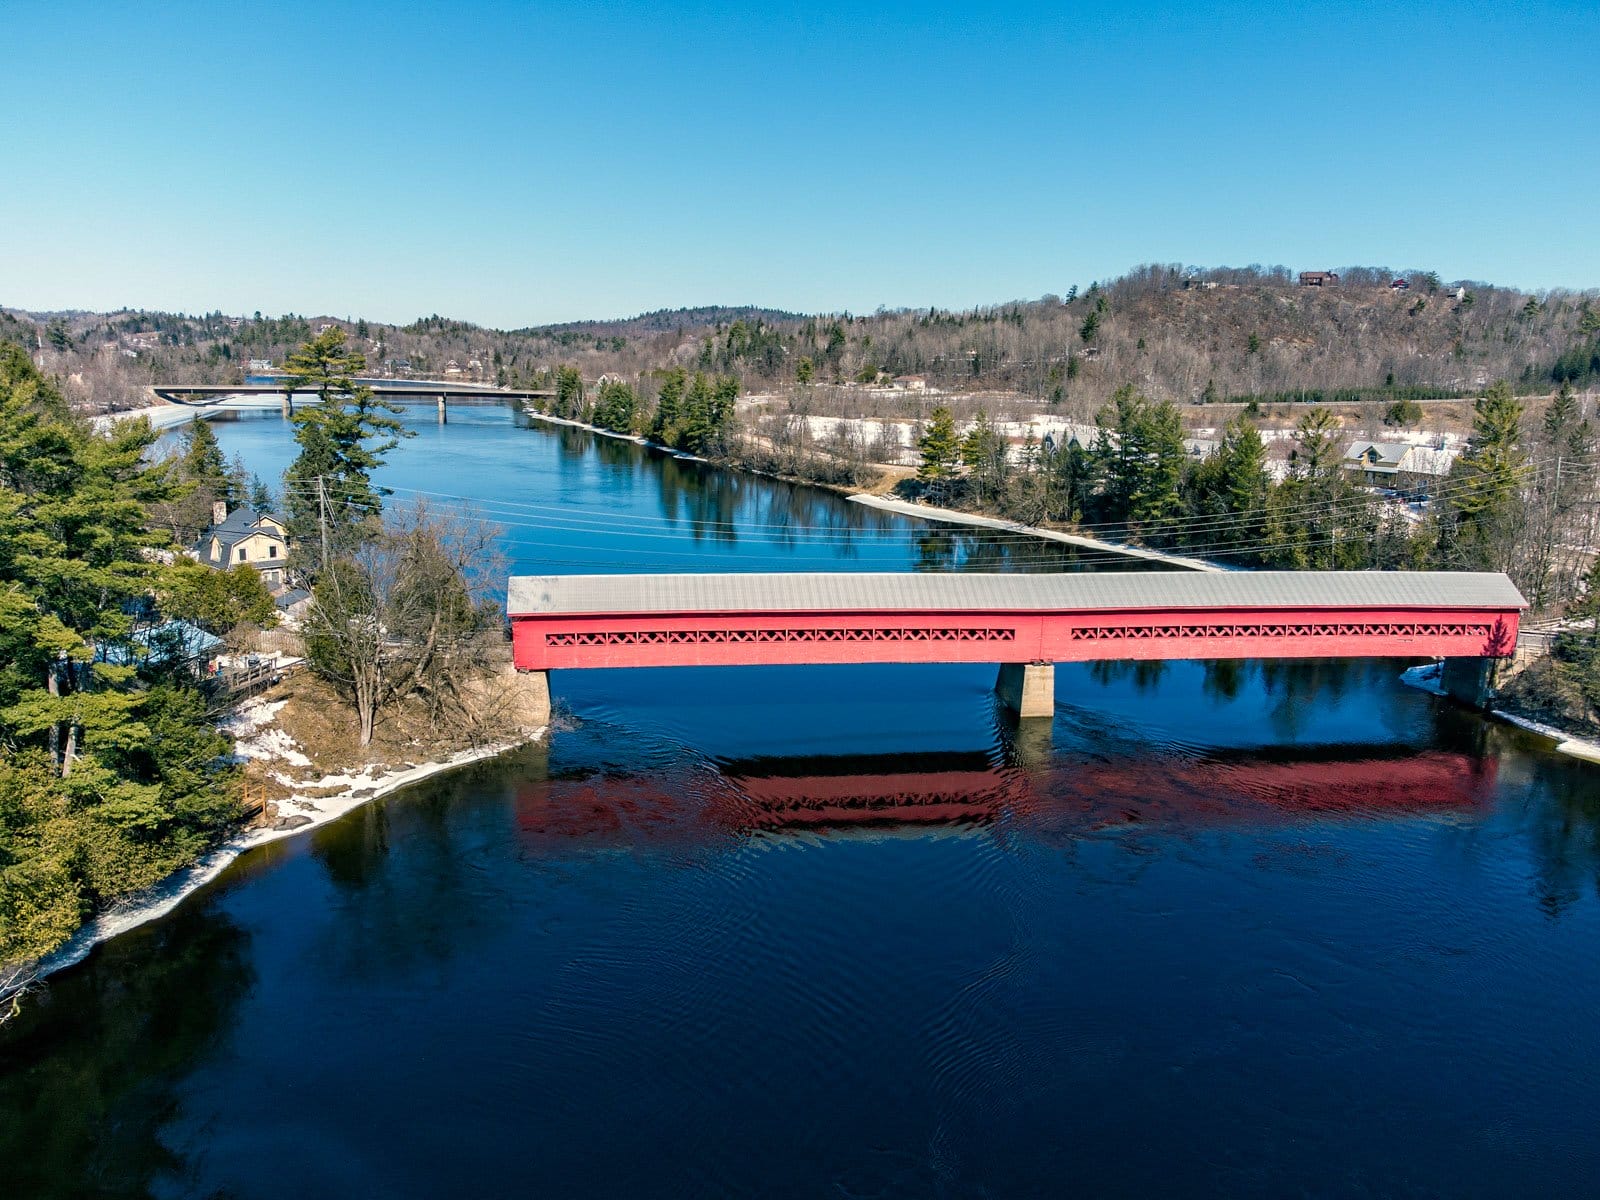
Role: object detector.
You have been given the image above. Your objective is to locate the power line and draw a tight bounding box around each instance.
[275,453,1595,557]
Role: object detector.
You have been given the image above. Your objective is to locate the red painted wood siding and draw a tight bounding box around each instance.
[510,605,1520,670]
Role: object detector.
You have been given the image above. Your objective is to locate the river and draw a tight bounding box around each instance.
[5,401,1600,1198]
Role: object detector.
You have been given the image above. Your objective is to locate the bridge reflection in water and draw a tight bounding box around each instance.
[511,745,1496,842]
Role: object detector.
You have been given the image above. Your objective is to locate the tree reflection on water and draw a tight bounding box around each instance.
[0,908,253,1200]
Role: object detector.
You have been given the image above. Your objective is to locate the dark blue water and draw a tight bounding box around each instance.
[5,404,1600,1199]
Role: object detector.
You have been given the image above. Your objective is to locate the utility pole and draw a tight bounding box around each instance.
[318,475,331,574]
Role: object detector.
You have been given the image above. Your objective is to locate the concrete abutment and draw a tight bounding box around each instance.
[507,668,551,730]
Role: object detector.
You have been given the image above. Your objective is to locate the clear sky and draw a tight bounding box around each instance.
[3,1,1596,327]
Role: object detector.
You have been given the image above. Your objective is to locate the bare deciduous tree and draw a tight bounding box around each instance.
[302,500,504,746]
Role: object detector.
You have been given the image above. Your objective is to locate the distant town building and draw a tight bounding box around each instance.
[443,360,464,378]
[1299,271,1340,288]
[891,375,929,392]
[247,358,273,372]
[193,503,290,591]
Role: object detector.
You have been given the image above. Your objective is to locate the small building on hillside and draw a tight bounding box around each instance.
[193,503,290,590]
[1389,278,1410,291]
[1342,440,1457,498]
[1040,422,1104,455]
[1299,271,1340,288]
[891,375,929,392]
[274,587,312,626]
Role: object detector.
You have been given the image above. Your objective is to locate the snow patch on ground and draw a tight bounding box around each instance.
[225,698,312,767]
[248,729,312,767]
[224,696,287,734]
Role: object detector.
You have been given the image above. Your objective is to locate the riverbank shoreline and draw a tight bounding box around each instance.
[9,730,545,1000]
[93,395,282,433]
[522,404,1223,563]
[1399,660,1600,764]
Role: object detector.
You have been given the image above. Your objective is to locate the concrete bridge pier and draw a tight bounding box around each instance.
[997,705,1055,770]
[995,662,1055,720]
[281,392,294,418]
[438,394,447,424]
[1440,656,1506,710]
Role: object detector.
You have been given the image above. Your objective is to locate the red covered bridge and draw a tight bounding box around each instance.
[507,571,1525,718]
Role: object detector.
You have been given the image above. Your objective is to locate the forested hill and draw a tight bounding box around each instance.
[6,264,1598,415]
[518,305,808,337]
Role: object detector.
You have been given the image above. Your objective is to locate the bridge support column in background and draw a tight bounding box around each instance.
[281,393,293,418]
[1441,656,1504,710]
[438,394,447,424]
[995,662,1055,720]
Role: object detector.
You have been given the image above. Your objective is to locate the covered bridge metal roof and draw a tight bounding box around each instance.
[508,571,1527,617]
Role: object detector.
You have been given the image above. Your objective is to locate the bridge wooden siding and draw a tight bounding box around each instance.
[506,571,1526,674]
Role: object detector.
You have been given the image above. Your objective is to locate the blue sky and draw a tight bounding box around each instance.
[3,1,1595,326]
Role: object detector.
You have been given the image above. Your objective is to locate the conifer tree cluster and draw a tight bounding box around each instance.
[0,347,243,967]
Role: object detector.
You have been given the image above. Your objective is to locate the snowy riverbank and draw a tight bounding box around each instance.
[1488,711,1600,764]
[92,395,282,433]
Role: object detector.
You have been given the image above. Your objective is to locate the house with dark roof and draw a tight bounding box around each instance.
[274,587,312,625]
[193,502,290,590]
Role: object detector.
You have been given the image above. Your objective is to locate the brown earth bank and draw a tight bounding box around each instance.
[239,650,550,828]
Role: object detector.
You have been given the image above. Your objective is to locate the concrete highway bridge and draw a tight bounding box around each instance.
[150,381,554,420]
[507,570,1526,719]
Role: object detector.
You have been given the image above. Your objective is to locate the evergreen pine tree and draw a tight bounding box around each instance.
[917,407,961,500]
[281,328,409,569]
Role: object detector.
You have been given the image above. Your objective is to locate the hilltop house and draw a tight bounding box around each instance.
[1299,271,1340,288]
[193,502,290,590]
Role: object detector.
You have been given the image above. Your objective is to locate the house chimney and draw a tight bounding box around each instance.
[213,500,228,527]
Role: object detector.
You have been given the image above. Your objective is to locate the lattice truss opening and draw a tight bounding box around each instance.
[1068,621,1492,642]
[543,627,1019,647]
